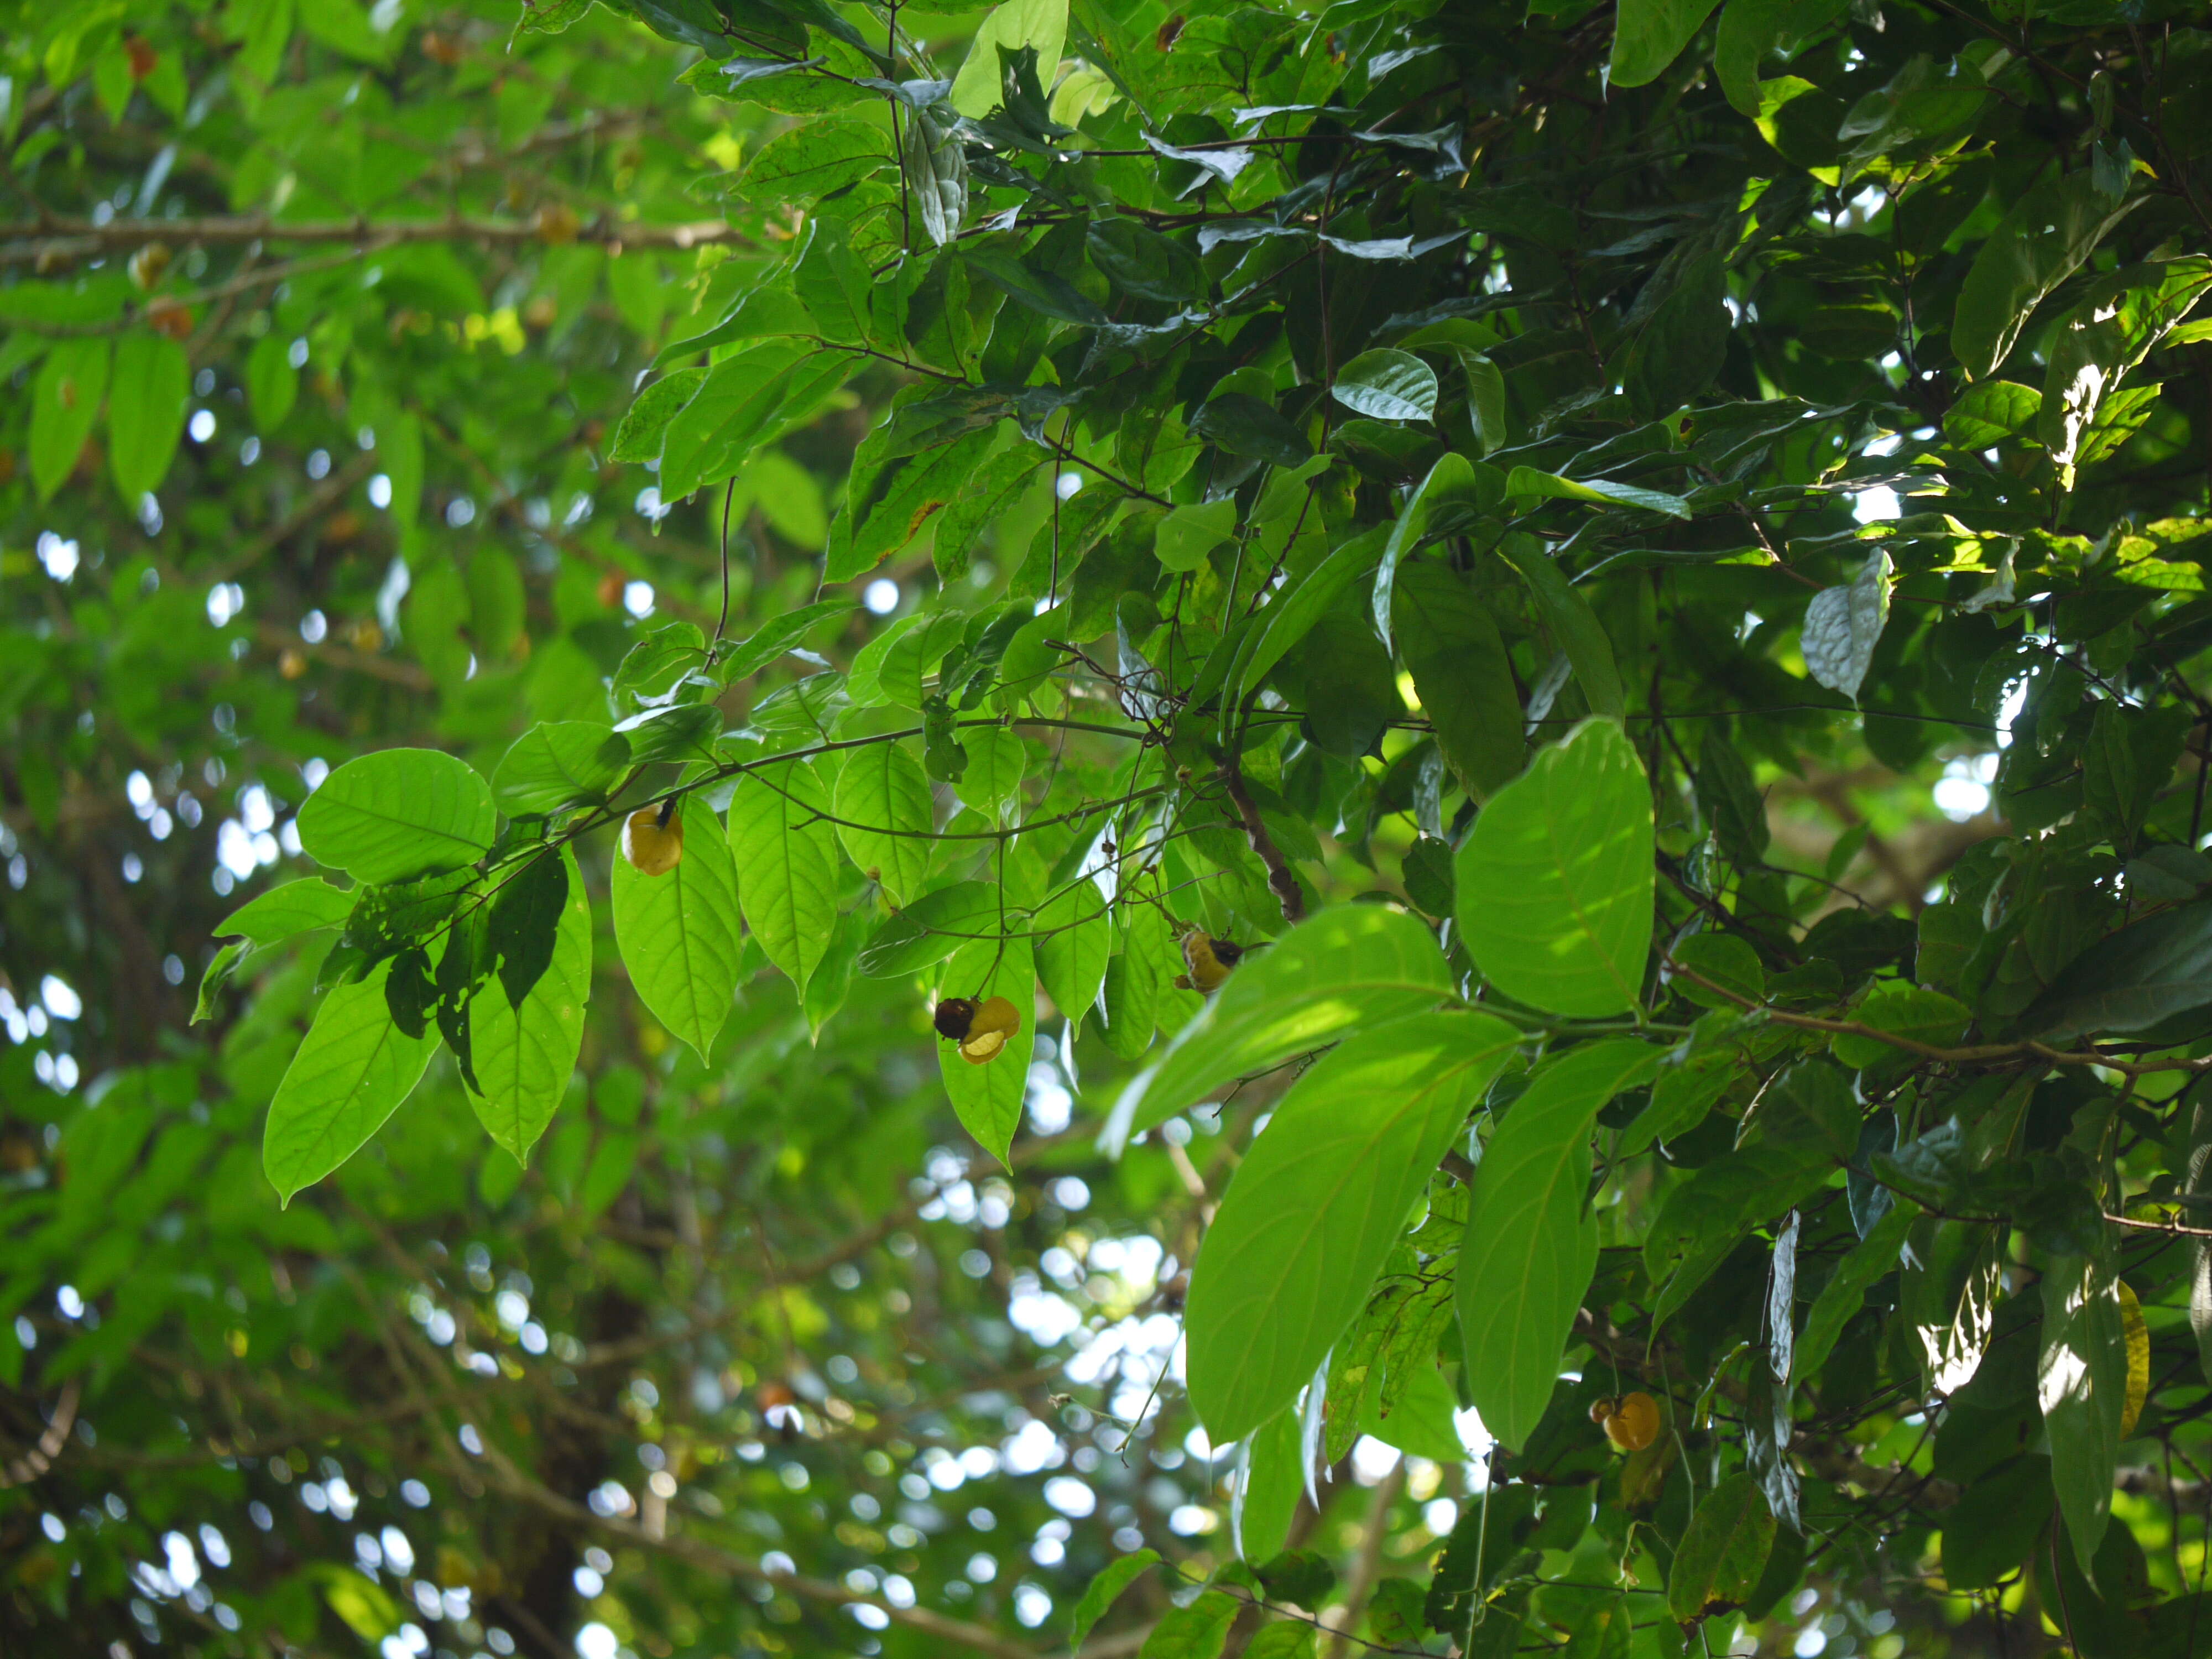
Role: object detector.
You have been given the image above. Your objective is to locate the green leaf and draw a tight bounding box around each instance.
[1035,878,1112,1020]
[1792,1197,1916,1385]
[1105,904,1456,1150]
[1670,932,1764,1009]
[469,849,591,1162]
[492,722,630,815]
[939,932,1035,1168]
[107,331,190,501]
[194,940,251,1024]
[1241,1622,1317,1659]
[2026,900,2212,1039]
[951,0,1068,118]
[1331,348,1438,422]
[1645,1149,1830,1331]
[827,429,1003,583]
[1155,498,1240,573]
[1666,1472,1777,1623]
[216,878,356,947]
[609,367,707,463]
[2041,1251,2126,1583]
[613,798,744,1062]
[1234,1409,1306,1563]
[1495,536,1626,719]
[1943,378,2042,450]
[1371,453,1495,654]
[487,851,568,1008]
[246,330,300,431]
[933,447,1041,582]
[1715,0,1846,117]
[1941,1455,2054,1589]
[1611,0,1724,87]
[1190,393,1312,468]
[739,118,894,204]
[1832,983,1969,1067]
[30,337,110,503]
[297,748,497,885]
[1222,528,1387,733]
[660,340,853,501]
[849,608,968,709]
[1185,1011,1520,1441]
[263,961,439,1203]
[858,880,1002,976]
[1695,726,1770,864]
[1952,169,2141,381]
[1070,1550,1162,1649]
[1504,466,1691,519]
[1457,718,1655,1018]
[1801,549,1891,703]
[1459,1039,1662,1451]
[1394,562,1525,799]
[962,245,1107,327]
[1139,1589,1239,1659]
[729,760,839,995]
[1355,1357,1467,1463]
[1618,252,1730,419]
[957,726,1026,817]
[832,740,933,907]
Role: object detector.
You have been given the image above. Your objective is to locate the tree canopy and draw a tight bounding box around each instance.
[7,0,2212,1656]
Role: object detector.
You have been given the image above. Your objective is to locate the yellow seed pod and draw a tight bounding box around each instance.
[1601,1391,1662,1454]
[621,806,685,877]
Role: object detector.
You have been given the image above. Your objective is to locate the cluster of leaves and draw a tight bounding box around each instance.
[11,0,2212,1653]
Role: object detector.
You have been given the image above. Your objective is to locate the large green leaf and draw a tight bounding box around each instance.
[1456,718,1654,1018]
[938,933,1036,1168]
[469,849,592,1162]
[858,880,1003,977]
[1666,1472,1776,1622]
[107,332,190,502]
[1104,904,1455,1150]
[1069,1550,1162,1650]
[1952,169,2140,381]
[216,879,357,947]
[950,0,1067,117]
[1610,0,1724,86]
[1459,1039,1663,1451]
[2041,1251,2127,1582]
[1393,562,1525,799]
[1034,878,1111,1020]
[263,961,439,1202]
[612,797,744,1061]
[832,739,934,907]
[492,722,630,816]
[1369,453,1493,655]
[729,759,839,995]
[298,748,498,885]
[2026,901,2212,1039]
[1183,1011,1519,1441]
[1331,348,1438,422]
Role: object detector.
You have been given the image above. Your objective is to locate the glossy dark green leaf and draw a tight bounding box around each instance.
[1953,169,2141,380]
[2027,901,2212,1039]
[2041,1251,2127,1582]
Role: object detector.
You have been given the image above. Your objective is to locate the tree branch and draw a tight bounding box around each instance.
[2,211,750,268]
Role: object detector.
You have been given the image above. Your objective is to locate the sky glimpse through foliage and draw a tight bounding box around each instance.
[7,0,2212,1656]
